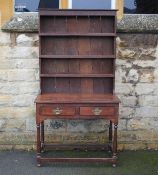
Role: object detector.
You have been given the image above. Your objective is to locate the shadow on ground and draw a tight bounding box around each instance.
[0,150,158,175]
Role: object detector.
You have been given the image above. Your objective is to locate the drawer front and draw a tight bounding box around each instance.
[40,106,76,116]
[80,107,115,116]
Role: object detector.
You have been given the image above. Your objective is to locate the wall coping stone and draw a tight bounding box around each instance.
[1,13,158,33]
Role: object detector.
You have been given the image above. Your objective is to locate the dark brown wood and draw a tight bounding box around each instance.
[39,9,117,17]
[39,55,115,59]
[36,8,119,167]
[37,157,117,164]
[80,107,115,116]
[35,94,120,104]
[113,124,118,157]
[36,124,41,166]
[40,106,76,116]
[43,143,110,151]
[39,33,116,36]
[109,121,113,145]
[41,122,44,149]
[40,74,114,77]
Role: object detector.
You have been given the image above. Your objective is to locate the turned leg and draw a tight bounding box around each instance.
[112,123,118,167]
[41,121,44,152]
[37,123,42,167]
[108,121,112,152]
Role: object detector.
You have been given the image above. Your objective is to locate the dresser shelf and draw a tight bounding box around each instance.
[39,55,116,59]
[39,33,116,37]
[36,8,119,167]
[40,74,114,78]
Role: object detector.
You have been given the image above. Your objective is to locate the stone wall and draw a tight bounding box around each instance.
[0,29,158,150]
[0,31,39,150]
[116,34,158,149]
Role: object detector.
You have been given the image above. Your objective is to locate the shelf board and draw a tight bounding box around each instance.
[39,33,116,37]
[39,55,115,59]
[39,10,116,17]
[40,74,114,78]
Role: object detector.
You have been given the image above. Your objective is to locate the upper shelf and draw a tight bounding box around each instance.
[39,10,117,17]
[40,74,114,78]
[39,55,116,59]
[39,33,116,37]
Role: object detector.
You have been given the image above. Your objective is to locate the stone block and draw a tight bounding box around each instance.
[0,132,35,145]
[8,69,36,81]
[139,69,154,83]
[8,47,38,59]
[116,37,127,47]
[135,107,158,118]
[0,95,11,106]
[133,60,157,68]
[0,119,6,131]
[4,107,35,119]
[126,69,139,83]
[155,43,158,58]
[9,59,39,69]
[115,67,126,83]
[154,68,158,82]
[0,32,11,46]
[0,145,14,150]
[0,82,20,95]
[16,34,37,47]
[127,118,147,130]
[118,119,127,130]
[11,94,36,107]
[16,33,39,47]
[116,59,132,68]
[3,118,26,132]
[139,95,158,107]
[15,144,35,151]
[119,106,135,119]
[0,70,8,81]
[0,82,40,95]
[26,118,36,131]
[118,34,158,48]
[0,46,11,59]
[117,48,136,59]
[119,95,137,107]
[118,143,147,150]
[115,83,134,95]
[138,48,156,60]
[18,82,40,94]
[135,83,155,95]
[135,130,158,141]
[154,83,158,94]
[35,69,40,81]
[0,60,11,69]
[118,130,137,142]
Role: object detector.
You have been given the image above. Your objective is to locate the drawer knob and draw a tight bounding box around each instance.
[53,108,62,115]
[92,108,102,116]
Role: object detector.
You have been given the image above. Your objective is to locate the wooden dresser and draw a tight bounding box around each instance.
[35,8,120,167]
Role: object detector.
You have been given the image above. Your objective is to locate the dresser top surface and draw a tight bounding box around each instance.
[35,93,120,104]
[39,9,117,16]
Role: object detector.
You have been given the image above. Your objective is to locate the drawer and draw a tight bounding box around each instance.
[40,106,76,116]
[80,107,115,116]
